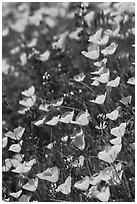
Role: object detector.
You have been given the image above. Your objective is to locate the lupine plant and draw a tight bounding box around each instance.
[2,2,135,202]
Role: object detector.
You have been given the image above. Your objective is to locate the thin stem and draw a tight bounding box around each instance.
[59,105,83,112]
[5,97,13,110]
[78,81,95,93]
[111,163,131,199]
[85,159,92,177]
[71,79,95,93]
[111,163,121,183]
[123,171,132,198]
[57,91,90,110]
[115,160,128,165]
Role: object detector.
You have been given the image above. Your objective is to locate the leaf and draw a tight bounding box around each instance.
[2,59,10,74]
[72,130,85,150]
[98,144,122,163]
[100,162,122,185]
[72,155,85,167]
[46,16,56,28]
[94,186,110,202]
[56,176,71,195]
[81,46,100,60]
[46,143,54,149]
[11,163,26,174]
[34,116,46,126]
[18,107,30,114]
[27,38,37,48]
[10,190,22,198]
[2,136,8,148]
[52,31,68,50]
[39,51,50,61]
[20,53,27,66]
[21,86,35,97]
[89,174,102,186]
[59,110,74,124]
[91,66,108,76]
[106,109,119,120]
[104,25,120,37]
[12,158,36,174]
[61,135,69,142]
[127,77,135,85]
[10,158,21,168]
[74,176,90,191]
[88,29,103,44]
[2,27,9,37]
[9,141,23,153]
[27,158,36,166]
[110,123,126,137]
[101,42,118,56]
[2,158,12,172]
[39,103,50,112]
[45,115,60,126]
[93,58,107,67]
[84,11,94,25]
[99,34,109,45]
[37,166,59,182]
[110,136,122,145]
[87,185,97,198]
[91,80,100,86]
[69,27,83,40]
[111,170,123,185]
[2,198,10,202]
[119,95,132,105]
[74,110,90,126]
[91,69,110,83]
[18,194,30,202]
[113,2,135,14]
[22,178,38,192]
[74,73,86,82]
[19,95,36,108]
[28,14,42,26]
[50,97,64,107]
[90,93,106,104]
[10,155,22,168]
[107,76,120,87]
[97,162,123,186]
[13,153,24,162]
[88,28,109,45]
[5,126,25,140]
